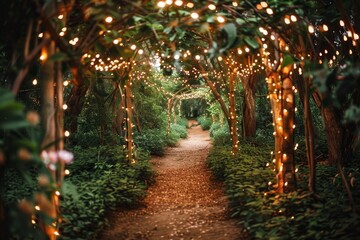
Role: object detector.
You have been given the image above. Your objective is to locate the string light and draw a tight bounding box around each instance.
[64,131,70,137]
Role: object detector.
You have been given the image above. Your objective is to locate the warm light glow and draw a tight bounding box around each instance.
[260,1,268,8]
[174,0,183,6]
[55,191,60,196]
[284,17,290,25]
[62,104,68,110]
[187,2,194,8]
[157,1,166,8]
[38,33,43,38]
[54,231,60,236]
[58,15,63,20]
[232,2,238,7]
[323,24,328,31]
[308,25,315,34]
[165,0,173,5]
[195,55,200,60]
[113,39,119,44]
[266,8,273,15]
[208,4,216,10]
[35,205,40,211]
[130,44,137,50]
[63,81,69,86]
[290,15,297,22]
[217,16,225,23]
[340,20,345,27]
[105,16,113,23]
[65,169,70,175]
[64,131,70,137]
[191,12,199,19]
[32,79,38,85]
[138,49,144,55]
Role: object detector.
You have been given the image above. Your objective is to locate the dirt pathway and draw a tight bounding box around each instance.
[100,121,246,240]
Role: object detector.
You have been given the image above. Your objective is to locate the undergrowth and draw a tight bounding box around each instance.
[207,142,360,240]
[59,146,154,240]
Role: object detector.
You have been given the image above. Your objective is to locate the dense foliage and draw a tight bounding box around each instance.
[208,143,360,239]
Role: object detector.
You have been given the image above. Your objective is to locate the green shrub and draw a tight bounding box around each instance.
[209,122,222,137]
[197,116,212,130]
[170,123,188,138]
[59,146,154,240]
[134,129,166,156]
[208,142,360,240]
[175,117,189,128]
[165,130,181,147]
[212,125,231,146]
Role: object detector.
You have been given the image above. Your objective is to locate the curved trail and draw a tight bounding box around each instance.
[101,121,245,240]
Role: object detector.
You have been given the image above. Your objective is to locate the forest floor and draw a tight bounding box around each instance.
[100,120,247,240]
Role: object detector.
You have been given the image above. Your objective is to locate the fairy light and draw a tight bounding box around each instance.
[232,2,238,7]
[290,15,297,22]
[130,44,137,50]
[187,2,194,8]
[165,0,172,4]
[157,1,166,8]
[323,24,328,32]
[32,79,38,85]
[261,1,268,8]
[63,81,69,86]
[35,206,40,211]
[62,104,68,110]
[174,0,183,6]
[217,16,225,23]
[64,131,70,137]
[340,20,345,27]
[58,15,63,20]
[266,8,274,15]
[308,25,315,34]
[284,17,291,25]
[54,231,60,236]
[105,16,113,23]
[65,169,70,175]
[195,55,200,60]
[138,49,144,55]
[55,191,60,196]
[208,4,216,10]
[191,12,199,19]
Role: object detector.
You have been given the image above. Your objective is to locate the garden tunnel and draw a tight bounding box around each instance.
[1,0,360,239]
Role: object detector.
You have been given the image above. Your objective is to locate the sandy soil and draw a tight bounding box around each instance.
[100,121,247,240]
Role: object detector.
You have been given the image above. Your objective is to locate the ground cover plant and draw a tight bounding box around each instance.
[208,143,360,239]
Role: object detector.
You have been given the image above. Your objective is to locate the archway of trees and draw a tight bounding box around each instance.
[1,0,360,239]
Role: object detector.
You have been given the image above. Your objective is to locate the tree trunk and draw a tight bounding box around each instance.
[66,67,89,142]
[229,73,239,153]
[242,74,257,138]
[125,73,134,162]
[39,35,57,240]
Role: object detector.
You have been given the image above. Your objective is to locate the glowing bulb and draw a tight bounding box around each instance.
[54,231,59,236]
[340,20,345,27]
[130,44,137,50]
[208,4,216,10]
[323,24,328,31]
[55,191,60,196]
[138,49,144,55]
[232,2,238,7]
[32,79,38,85]
[65,169,70,175]
[157,1,166,8]
[266,8,273,15]
[284,17,290,24]
[58,15,63,20]
[216,16,225,23]
[290,15,297,22]
[62,104,68,110]
[63,81,69,86]
[308,25,315,34]
[165,0,172,4]
[174,0,183,6]
[191,12,199,19]
[187,2,194,8]
[64,131,70,137]
[261,1,268,8]
[35,206,40,211]
[195,55,200,60]
[105,16,113,23]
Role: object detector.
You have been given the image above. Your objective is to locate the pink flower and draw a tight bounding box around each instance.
[48,151,58,163]
[58,150,74,164]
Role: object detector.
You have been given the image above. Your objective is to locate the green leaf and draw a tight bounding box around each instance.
[236,18,246,25]
[244,36,259,49]
[282,54,295,68]
[49,52,69,62]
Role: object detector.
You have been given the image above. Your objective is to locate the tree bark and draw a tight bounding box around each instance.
[241,74,257,138]
[229,73,239,153]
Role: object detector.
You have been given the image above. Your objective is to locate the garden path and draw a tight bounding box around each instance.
[100,120,246,240]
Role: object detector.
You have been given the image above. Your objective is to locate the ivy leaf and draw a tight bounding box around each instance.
[244,36,259,49]
[282,54,294,68]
